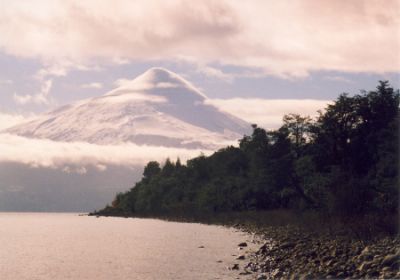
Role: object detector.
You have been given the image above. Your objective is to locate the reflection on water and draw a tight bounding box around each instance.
[0,213,249,280]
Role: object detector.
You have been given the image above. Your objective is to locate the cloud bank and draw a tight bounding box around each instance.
[0,0,398,77]
[0,133,209,170]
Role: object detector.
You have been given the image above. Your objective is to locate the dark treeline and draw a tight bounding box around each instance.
[98,81,399,232]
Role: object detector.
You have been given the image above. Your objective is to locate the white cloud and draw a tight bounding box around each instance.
[13,64,66,106]
[36,64,68,80]
[62,166,87,174]
[114,78,131,88]
[101,92,167,104]
[323,76,353,83]
[13,79,53,105]
[0,0,398,77]
[206,98,331,129]
[0,113,31,130]
[196,65,234,83]
[81,82,103,89]
[12,93,33,105]
[0,133,211,169]
[35,62,103,80]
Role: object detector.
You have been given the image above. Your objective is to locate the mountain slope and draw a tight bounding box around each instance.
[6,68,250,149]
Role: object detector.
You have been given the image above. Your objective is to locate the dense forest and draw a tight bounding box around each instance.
[97,81,399,231]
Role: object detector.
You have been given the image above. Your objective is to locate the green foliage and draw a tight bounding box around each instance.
[143,161,161,182]
[104,82,399,223]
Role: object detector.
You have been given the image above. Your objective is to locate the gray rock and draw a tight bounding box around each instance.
[280,241,295,250]
[271,269,282,278]
[382,254,399,267]
[322,255,333,262]
[326,259,336,267]
[360,253,373,261]
[256,273,267,280]
[337,271,345,278]
[361,246,370,255]
[368,270,380,278]
[358,261,373,272]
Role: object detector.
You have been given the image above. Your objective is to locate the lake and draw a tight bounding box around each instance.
[0,213,251,280]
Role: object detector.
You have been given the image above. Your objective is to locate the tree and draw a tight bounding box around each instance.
[143,161,161,182]
[282,114,312,157]
[239,124,269,154]
[162,158,175,177]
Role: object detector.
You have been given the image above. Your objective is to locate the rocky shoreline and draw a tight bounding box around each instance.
[229,225,399,279]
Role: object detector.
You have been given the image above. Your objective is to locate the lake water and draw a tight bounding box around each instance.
[0,213,251,280]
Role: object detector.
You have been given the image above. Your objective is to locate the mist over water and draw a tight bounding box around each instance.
[0,213,249,280]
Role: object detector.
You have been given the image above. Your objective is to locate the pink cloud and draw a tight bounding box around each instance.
[0,0,398,76]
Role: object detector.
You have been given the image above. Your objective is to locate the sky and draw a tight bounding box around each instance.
[0,0,399,210]
[0,0,399,127]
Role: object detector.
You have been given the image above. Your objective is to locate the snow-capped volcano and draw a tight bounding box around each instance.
[6,68,250,149]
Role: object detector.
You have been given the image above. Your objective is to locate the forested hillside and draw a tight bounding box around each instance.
[97,81,399,229]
